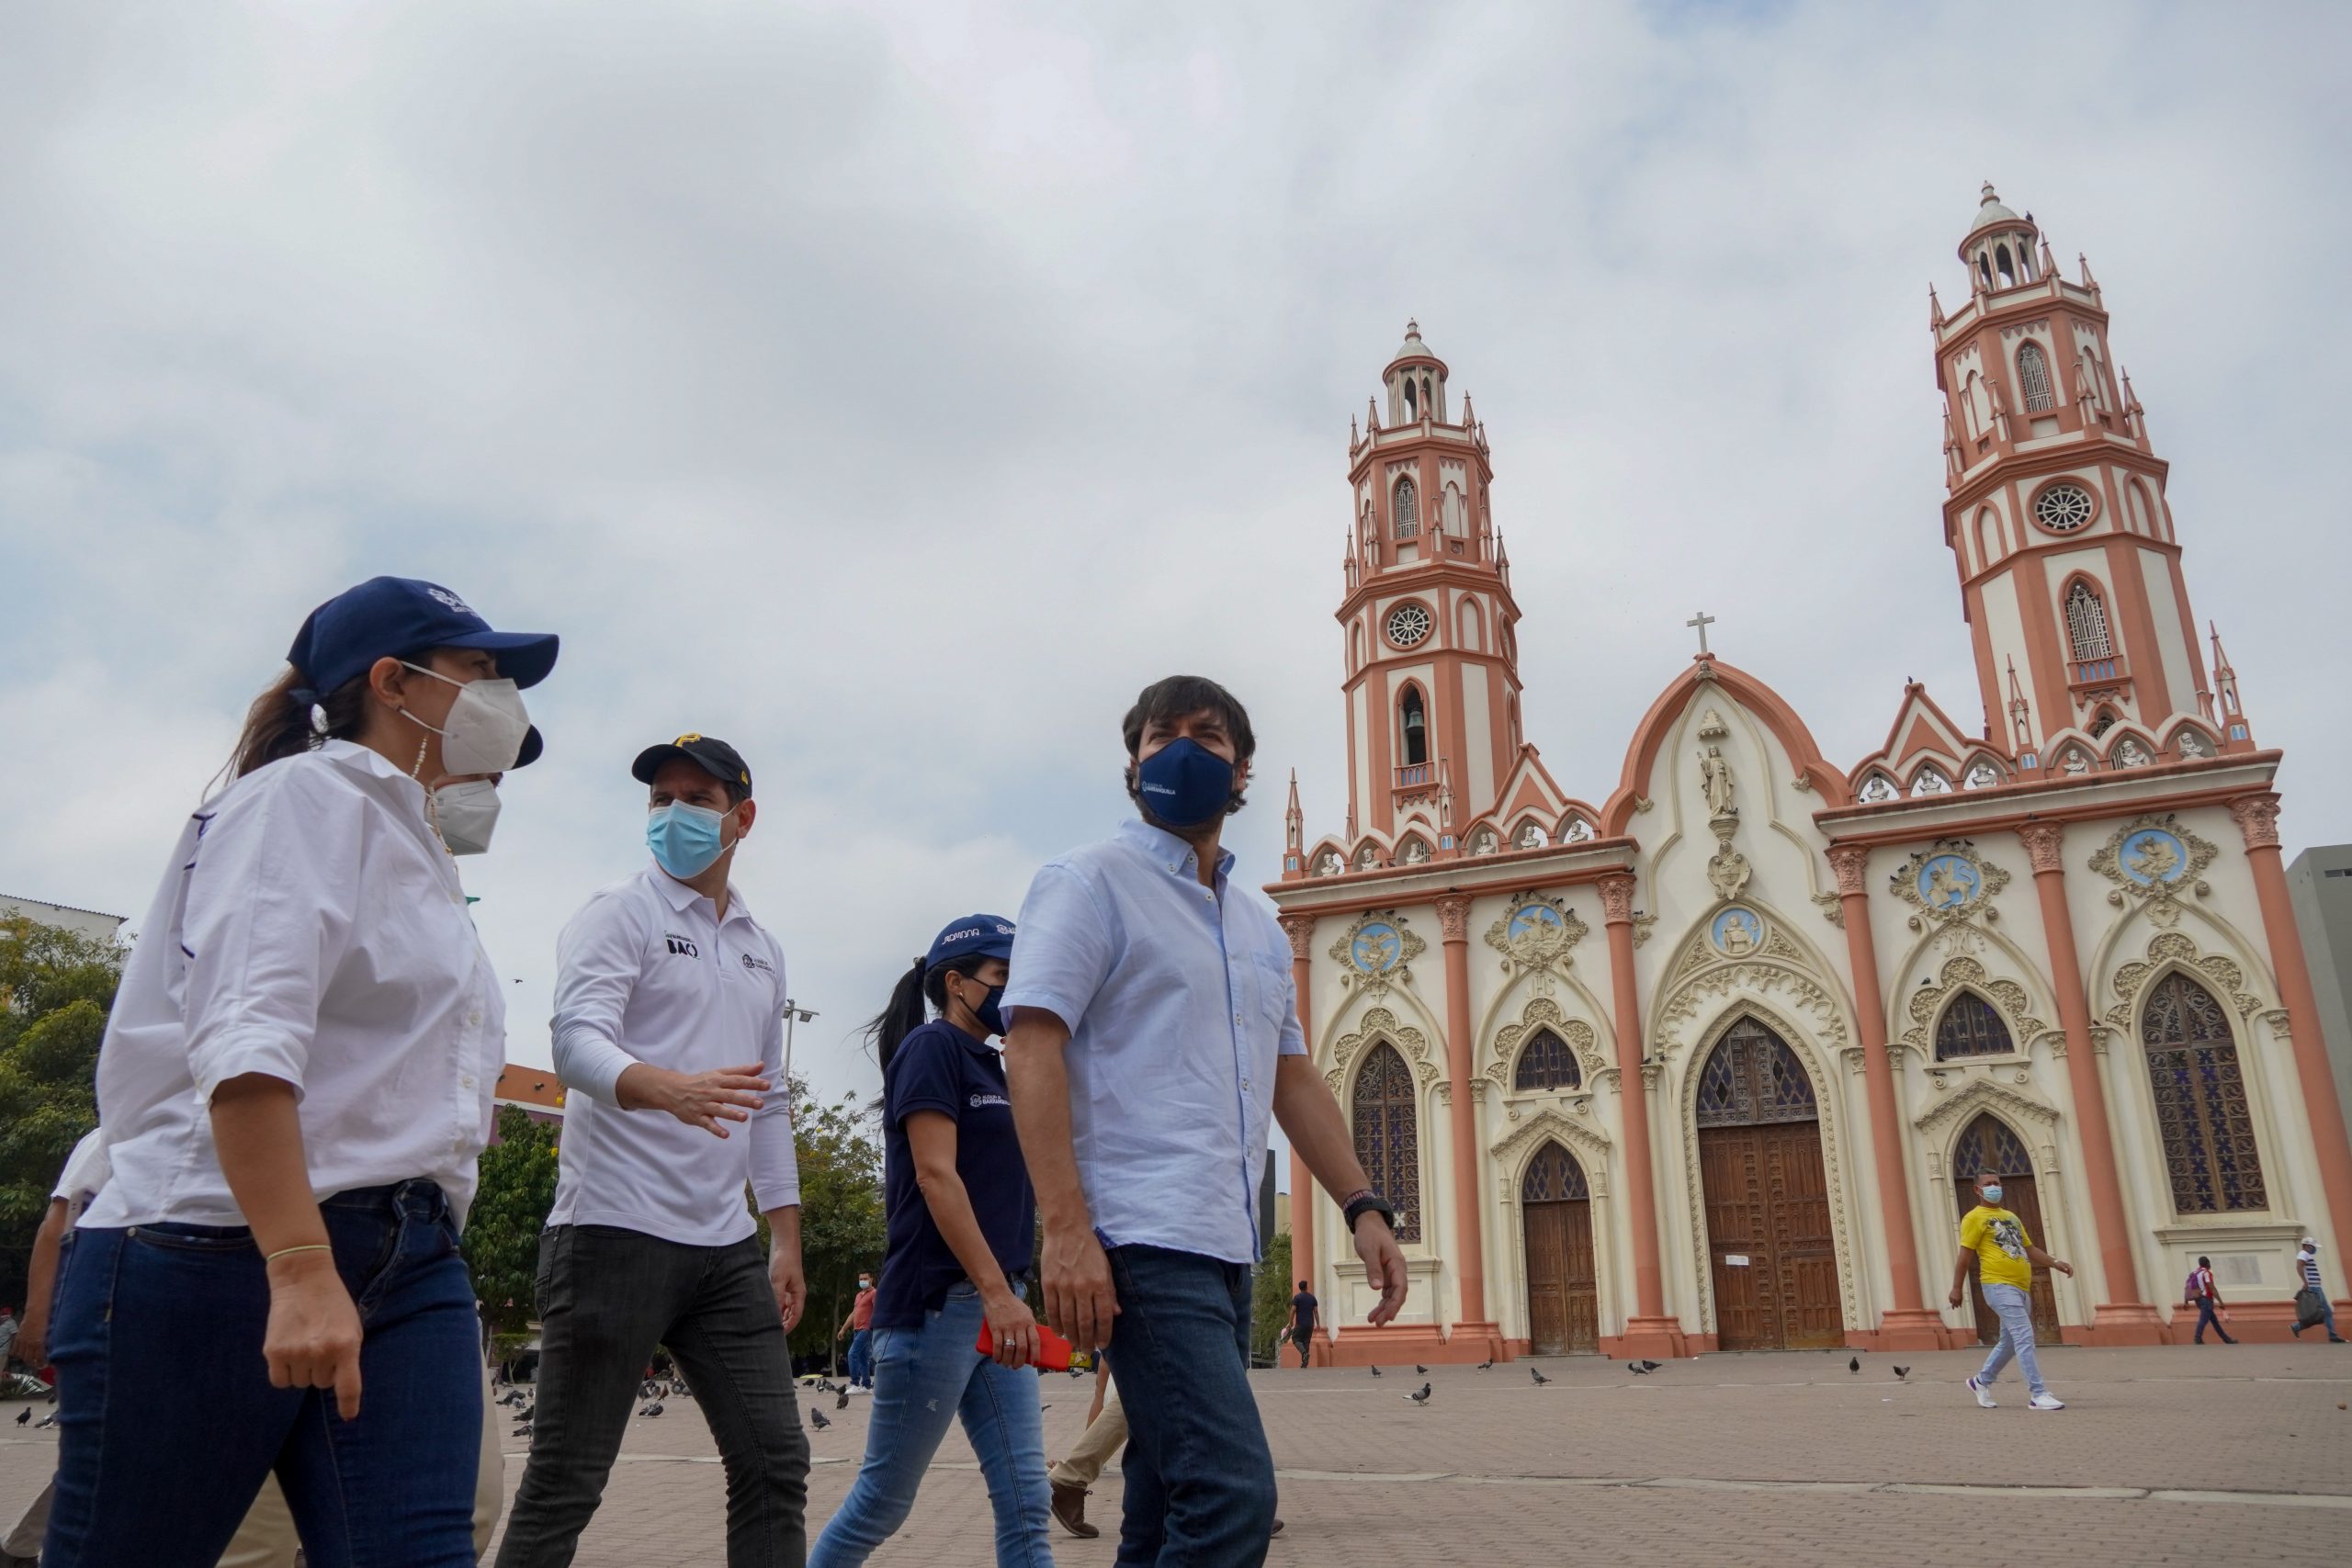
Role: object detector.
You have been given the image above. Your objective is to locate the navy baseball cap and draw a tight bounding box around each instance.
[926,915,1016,973]
[288,577,560,699]
[632,734,752,795]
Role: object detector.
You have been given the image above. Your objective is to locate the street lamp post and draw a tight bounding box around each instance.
[782,1000,819,1092]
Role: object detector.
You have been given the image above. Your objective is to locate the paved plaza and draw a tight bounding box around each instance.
[4,1343,2348,1565]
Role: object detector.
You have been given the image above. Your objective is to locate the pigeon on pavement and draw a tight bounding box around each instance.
[1407,1383,1432,1404]
[1476,1358,1494,1372]
[1629,1363,1650,1375]
[1639,1360,1662,1372]
[1893,1367,1910,1382]
[1369,1366,1382,1377]
[1848,1356,1860,1374]
[836,1389,850,1410]
[14,1409,28,1427]
[809,1406,832,1431]
[639,1401,664,1417]
[1415,1364,1429,1374]
[1529,1367,1552,1386]
[35,1413,60,1430]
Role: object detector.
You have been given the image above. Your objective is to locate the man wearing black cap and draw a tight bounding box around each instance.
[497,735,808,1568]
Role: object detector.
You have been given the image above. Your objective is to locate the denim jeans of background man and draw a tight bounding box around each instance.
[41,1181,483,1568]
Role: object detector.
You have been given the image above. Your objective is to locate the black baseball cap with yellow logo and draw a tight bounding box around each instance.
[630,733,752,796]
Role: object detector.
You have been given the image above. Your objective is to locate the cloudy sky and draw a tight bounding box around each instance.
[5,2,2347,1119]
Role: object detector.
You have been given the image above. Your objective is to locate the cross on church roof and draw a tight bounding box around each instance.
[1687,610,1715,657]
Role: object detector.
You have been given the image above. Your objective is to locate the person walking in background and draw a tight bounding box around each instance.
[1288,1280,1318,1369]
[836,1270,878,1390]
[1003,675,1408,1567]
[2290,1238,2345,1342]
[1951,1168,2075,1411]
[498,734,808,1568]
[808,915,1052,1568]
[1048,1363,1124,1540]
[41,576,556,1567]
[2186,1256,2235,1345]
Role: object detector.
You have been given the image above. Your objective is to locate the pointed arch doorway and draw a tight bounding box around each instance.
[1951,1113,2062,1344]
[1697,1016,1844,1350]
[1521,1144,1598,1354]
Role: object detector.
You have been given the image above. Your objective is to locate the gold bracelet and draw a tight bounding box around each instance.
[266,1244,333,1263]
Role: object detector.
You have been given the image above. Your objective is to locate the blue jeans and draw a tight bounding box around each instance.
[809,1282,1051,1568]
[42,1180,481,1568]
[1975,1281,2048,1397]
[1103,1246,1275,1568]
[2192,1298,2235,1343]
[846,1327,875,1387]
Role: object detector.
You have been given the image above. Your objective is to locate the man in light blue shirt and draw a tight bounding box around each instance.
[1005,675,1408,1567]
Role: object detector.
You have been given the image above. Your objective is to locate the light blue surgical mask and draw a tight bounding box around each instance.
[1982,1184,2004,1205]
[648,801,731,879]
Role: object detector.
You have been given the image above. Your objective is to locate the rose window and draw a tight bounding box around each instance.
[1385,604,1432,647]
[2034,484,2096,533]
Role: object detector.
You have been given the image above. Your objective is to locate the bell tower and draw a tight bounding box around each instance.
[1934,184,2239,766]
[1338,321,1525,850]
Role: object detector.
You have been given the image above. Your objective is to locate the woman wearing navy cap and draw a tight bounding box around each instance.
[41,577,557,1568]
[809,916,1052,1568]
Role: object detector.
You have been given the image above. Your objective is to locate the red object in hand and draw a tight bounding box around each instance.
[976,1318,1075,1371]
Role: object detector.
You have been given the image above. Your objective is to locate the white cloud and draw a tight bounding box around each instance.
[3,2,2346,1117]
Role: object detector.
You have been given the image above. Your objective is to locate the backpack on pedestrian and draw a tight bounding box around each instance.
[2295,1286,2327,1330]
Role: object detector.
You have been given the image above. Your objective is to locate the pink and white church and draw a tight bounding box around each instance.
[1267,186,2352,1363]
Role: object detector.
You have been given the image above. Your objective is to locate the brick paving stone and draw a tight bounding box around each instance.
[3,1345,2347,1564]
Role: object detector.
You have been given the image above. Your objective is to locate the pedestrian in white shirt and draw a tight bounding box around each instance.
[40,576,557,1568]
[497,734,808,1568]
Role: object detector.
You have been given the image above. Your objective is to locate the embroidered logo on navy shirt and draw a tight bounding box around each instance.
[664,934,700,958]
[968,1092,1010,1110]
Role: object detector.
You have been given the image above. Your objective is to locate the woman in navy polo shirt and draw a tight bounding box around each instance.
[809,915,1051,1568]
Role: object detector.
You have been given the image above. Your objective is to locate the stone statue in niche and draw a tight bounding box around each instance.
[2114,738,2151,768]
[1860,773,1898,804]
[1402,839,1431,865]
[1563,818,1593,843]
[1313,849,1341,876]
[1910,768,1951,796]
[1356,844,1379,869]
[1699,745,1736,818]
[2061,750,2091,776]
[1964,759,2002,789]
[1518,822,1545,850]
[1468,829,1497,856]
[2177,732,2210,759]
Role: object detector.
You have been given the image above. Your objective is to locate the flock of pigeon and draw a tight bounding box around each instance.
[1374,1349,1915,1404]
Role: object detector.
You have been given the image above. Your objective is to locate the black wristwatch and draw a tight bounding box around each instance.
[1342,1190,1396,1234]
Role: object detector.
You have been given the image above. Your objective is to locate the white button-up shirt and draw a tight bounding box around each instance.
[548,863,798,1247]
[54,1130,111,1226]
[1004,818,1304,1266]
[87,740,505,1230]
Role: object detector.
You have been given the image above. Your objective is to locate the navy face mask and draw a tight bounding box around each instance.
[1135,737,1235,829]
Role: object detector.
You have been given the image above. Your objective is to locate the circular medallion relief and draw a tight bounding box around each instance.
[2032,482,2097,533]
[1384,603,1433,648]
[1710,906,1765,956]
[1350,921,1404,974]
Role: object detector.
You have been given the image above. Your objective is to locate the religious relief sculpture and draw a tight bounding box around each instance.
[1355,843,1380,870]
[1484,892,1590,979]
[1859,773,1898,804]
[1467,827,1498,856]
[1710,906,1765,957]
[2113,738,2151,768]
[1888,839,2011,932]
[2086,812,2217,926]
[2177,731,2211,759]
[1328,909,1427,997]
[1705,830,1753,901]
[1699,745,1736,818]
[1401,837,1432,865]
[2059,748,2092,775]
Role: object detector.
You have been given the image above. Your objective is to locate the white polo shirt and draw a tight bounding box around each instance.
[54,1131,111,1225]
[87,740,505,1229]
[548,863,799,1247]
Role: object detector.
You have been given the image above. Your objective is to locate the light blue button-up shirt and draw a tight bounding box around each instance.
[1004,818,1305,1265]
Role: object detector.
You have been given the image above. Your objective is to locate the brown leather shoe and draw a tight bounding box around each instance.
[1051,1480,1100,1539]
[1272,1518,1286,1537]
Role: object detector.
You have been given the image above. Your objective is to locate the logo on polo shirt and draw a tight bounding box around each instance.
[968,1092,1010,1110]
[664,933,700,958]
[741,952,775,974]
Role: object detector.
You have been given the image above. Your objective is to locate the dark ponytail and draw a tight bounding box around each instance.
[865,953,990,1075]
[223,666,371,784]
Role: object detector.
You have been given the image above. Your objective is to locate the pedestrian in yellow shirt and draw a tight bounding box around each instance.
[1949,1168,2075,1410]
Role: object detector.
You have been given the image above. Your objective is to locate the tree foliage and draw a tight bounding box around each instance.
[0,918,125,1313]
[775,1078,887,1366]
[463,1106,562,1336]
[1250,1230,1295,1364]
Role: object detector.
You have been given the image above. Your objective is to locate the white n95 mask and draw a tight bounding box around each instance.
[432,778,503,856]
[401,664,533,776]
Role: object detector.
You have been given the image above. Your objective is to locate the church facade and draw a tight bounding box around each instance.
[1266,186,2352,1362]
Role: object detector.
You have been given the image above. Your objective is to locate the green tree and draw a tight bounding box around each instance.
[774,1080,886,1369]
[0,918,124,1313]
[463,1106,561,1335]
[1250,1230,1295,1365]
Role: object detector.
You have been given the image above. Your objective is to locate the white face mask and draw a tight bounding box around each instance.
[401,663,533,776]
[432,778,503,856]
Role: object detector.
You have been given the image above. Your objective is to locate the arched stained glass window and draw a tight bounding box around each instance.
[1513,1029,1581,1092]
[1351,1043,1423,1241]
[1952,1113,2035,1179]
[1521,1143,1589,1201]
[1394,478,1419,538]
[1935,993,2015,1060]
[2018,343,2054,412]
[2065,581,2111,660]
[1695,1017,1818,1128]
[2142,973,2267,1213]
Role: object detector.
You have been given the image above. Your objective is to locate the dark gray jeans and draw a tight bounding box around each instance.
[494,1224,808,1568]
